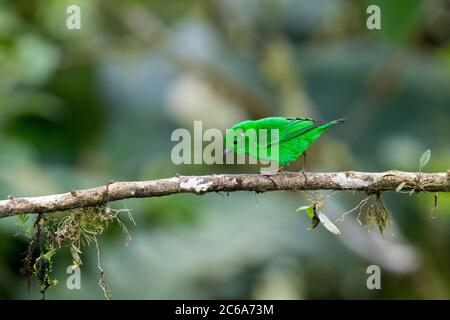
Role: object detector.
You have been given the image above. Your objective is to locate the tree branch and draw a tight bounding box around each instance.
[1,171,449,218]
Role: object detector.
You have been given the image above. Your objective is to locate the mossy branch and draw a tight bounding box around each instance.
[1,170,449,218]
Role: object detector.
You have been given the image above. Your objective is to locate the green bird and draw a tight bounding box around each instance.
[224,117,345,169]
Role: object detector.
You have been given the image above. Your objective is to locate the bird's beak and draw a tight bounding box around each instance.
[223,148,233,156]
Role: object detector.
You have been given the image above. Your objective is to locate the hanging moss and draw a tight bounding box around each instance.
[17,204,135,299]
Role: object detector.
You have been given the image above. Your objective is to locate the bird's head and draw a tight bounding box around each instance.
[223,121,252,155]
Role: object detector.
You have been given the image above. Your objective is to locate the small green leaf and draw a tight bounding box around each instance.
[419,149,431,171]
[16,213,29,225]
[318,212,341,235]
[306,207,315,218]
[396,182,407,193]
[43,248,56,260]
[296,206,310,212]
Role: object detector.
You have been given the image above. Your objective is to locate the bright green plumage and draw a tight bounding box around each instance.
[225,117,344,167]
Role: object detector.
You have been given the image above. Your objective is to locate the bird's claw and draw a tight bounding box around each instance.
[300,169,308,182]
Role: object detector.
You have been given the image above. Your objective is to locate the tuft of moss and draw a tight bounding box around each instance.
[18,204,134,299]
[364,194,391,236]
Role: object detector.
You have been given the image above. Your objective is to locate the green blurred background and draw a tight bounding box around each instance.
[0,0,449,299]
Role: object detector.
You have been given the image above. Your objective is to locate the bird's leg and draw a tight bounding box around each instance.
[300,152,308,181]
[260,161,282,176]
[260,166,283,187]
[303,152,308,171]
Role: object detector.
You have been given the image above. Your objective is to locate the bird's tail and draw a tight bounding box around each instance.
[316,118,345,130]
[328,118,346,125]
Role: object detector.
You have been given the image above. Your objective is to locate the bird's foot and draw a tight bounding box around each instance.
[260,169,277,176]
[260,166,284,176]
[299,169,308,182]
[300,152,308,181]
[260,167,284,187]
